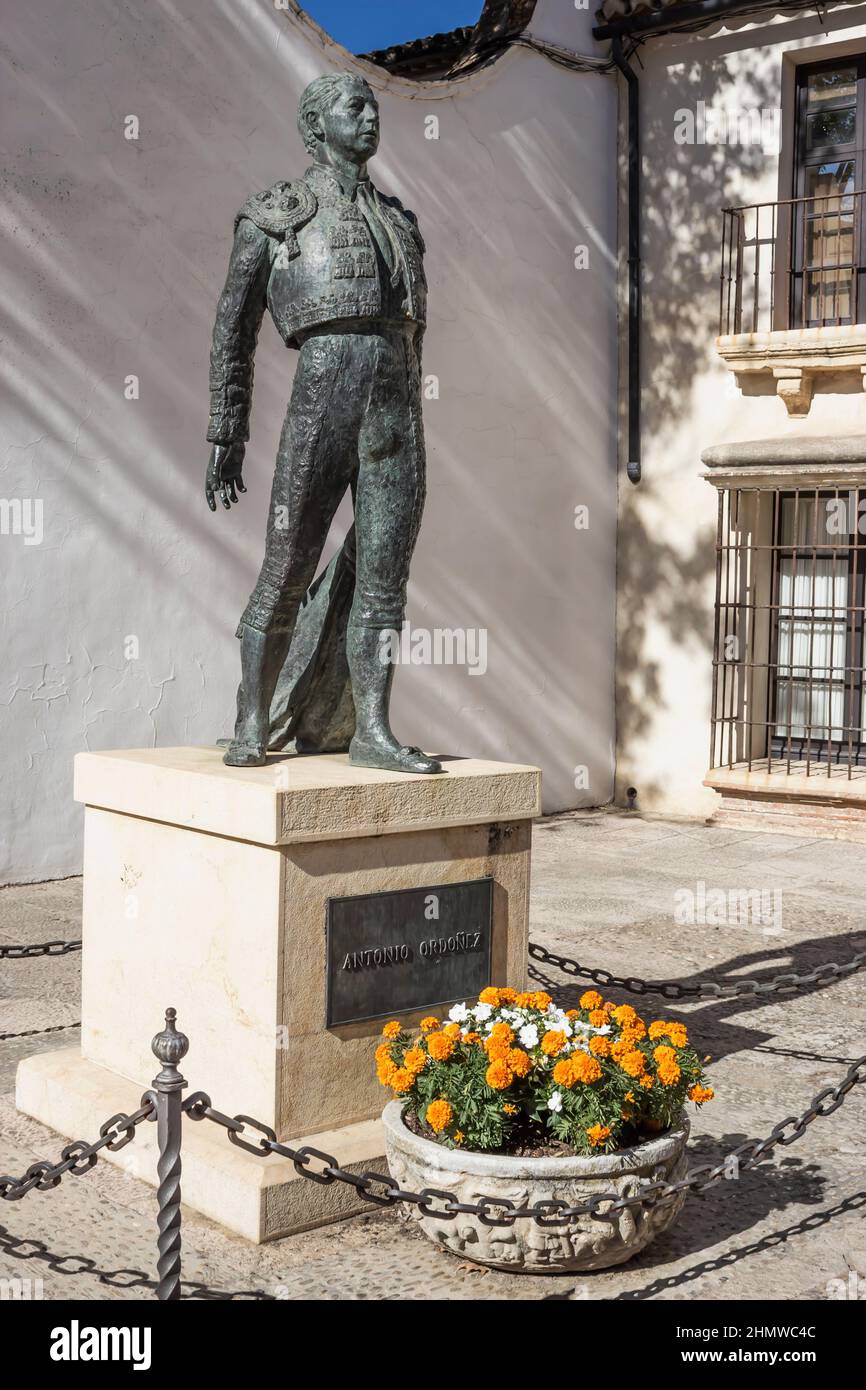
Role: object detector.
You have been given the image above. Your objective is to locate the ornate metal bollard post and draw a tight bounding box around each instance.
[149,1008,189,1301]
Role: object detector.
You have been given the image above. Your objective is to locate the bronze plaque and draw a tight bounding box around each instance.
[326,878,493,1027]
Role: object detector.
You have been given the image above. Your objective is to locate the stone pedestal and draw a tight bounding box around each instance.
[16,747,540,1241]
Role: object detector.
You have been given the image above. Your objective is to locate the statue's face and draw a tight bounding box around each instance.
[316,80,380,163]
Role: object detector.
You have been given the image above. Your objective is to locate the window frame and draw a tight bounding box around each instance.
[768,488,866,766]
[792,55,866,328]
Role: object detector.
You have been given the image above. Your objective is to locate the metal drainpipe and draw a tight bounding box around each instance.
[610,35,641,485]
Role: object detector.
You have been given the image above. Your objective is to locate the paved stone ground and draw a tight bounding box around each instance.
[2,810,865,1301]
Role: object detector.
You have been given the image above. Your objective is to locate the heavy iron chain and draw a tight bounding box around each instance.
[0,1100,154,1201]
[0,1022,80,1042]
[2,932,861,995]
[0,941,82,1038]
[0,940,82,960]
[528,940,866,1000]
[182,1052,866,1228]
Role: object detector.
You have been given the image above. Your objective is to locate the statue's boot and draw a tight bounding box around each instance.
[347,623,443,775]
[224,624,287,768]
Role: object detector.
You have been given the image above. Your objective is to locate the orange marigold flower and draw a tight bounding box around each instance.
[653,1044,677,1064]
[611,1004,637,1027]
[553,1058,576,1088]
[589,1035,611,1057]
[498,987,517,1004]
[650,1020,688,1047]
[390,1067,413,1093]
[579,990,603,1011]
[621,1108,633,1121]
[624,1091,636,1103]
[620,1049,646,1078]
[463,1031,481,1044]
[375,1043,393,1064]
[588,1009,608,1027]
[382,1020,401,1039]
[427,1032,454,1061]
[541,1029,567,1056]
[570,1053,603,1084]
[657,1058,681,1087]
[531,991,552,1010]
[586,1124,611,1147]
[420,1016,440,1033]
[478,987,501,1005]
[426,1099,453,1132]
[688,1084,715,1104]
[515,992,535,1008]
[502,1103,518,1115]
[489,1022,514,1043]
[611,1038,631,1063]
[442,1022,461,1040]
[454,1130,465,1144]
[639,1075,654,1089]
[507,1048,531,1078]
[485,1037,511,1061]
[376,1060,396,1086]
[565,1009,580,1021]
[404,1047,427,1075]
[485,1058,513,1090]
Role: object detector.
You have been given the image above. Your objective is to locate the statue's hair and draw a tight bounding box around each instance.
[297,74,375,155]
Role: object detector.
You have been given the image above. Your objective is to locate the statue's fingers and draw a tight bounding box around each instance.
[206,483,216,512]
[236,477,247,494]
[227,479,238,504]
[220,483,231,510]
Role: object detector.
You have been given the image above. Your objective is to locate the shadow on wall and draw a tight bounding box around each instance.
[616,38,783,801]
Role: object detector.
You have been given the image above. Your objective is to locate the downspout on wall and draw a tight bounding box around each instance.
[609,36,642,485]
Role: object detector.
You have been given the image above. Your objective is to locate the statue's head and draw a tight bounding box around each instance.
[298,74,380,165]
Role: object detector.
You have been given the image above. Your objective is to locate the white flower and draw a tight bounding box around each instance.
[474,1002,493,1021]
[449,1003,469,1023]
[547,1091,563,1113]
[518,1023,539,1048]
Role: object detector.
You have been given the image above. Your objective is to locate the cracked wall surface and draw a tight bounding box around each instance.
[0,0,618,882]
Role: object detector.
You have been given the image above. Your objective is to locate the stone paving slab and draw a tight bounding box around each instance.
[1,812,865,1301]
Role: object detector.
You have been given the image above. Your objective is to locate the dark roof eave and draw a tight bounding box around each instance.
[593,0,822,40]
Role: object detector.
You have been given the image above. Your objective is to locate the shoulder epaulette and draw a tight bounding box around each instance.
[235,179,317,259]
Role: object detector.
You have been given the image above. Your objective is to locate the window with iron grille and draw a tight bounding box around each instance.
[720,56,866,334]
[711,487,866,777]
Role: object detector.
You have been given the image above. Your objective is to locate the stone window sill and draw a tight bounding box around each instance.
[716,324,866,417]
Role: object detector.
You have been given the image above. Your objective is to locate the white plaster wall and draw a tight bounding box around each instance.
[615,4,866,817]
[0,0,618,882]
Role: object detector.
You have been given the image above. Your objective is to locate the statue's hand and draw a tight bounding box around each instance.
[206,442,247,512]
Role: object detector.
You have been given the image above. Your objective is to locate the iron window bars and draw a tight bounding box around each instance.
[711,486,866,777]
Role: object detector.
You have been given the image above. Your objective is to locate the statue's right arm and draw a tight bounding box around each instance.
[206,217,272,511]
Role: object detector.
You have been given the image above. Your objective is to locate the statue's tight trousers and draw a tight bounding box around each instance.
[236,324,426,736]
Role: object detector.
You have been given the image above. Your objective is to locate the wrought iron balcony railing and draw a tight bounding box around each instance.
[720,190,866,336]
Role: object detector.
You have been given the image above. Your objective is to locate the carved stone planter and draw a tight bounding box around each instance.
[382,1101,689,1273]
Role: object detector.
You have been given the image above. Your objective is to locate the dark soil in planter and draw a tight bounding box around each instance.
[402,1107,665,1159]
